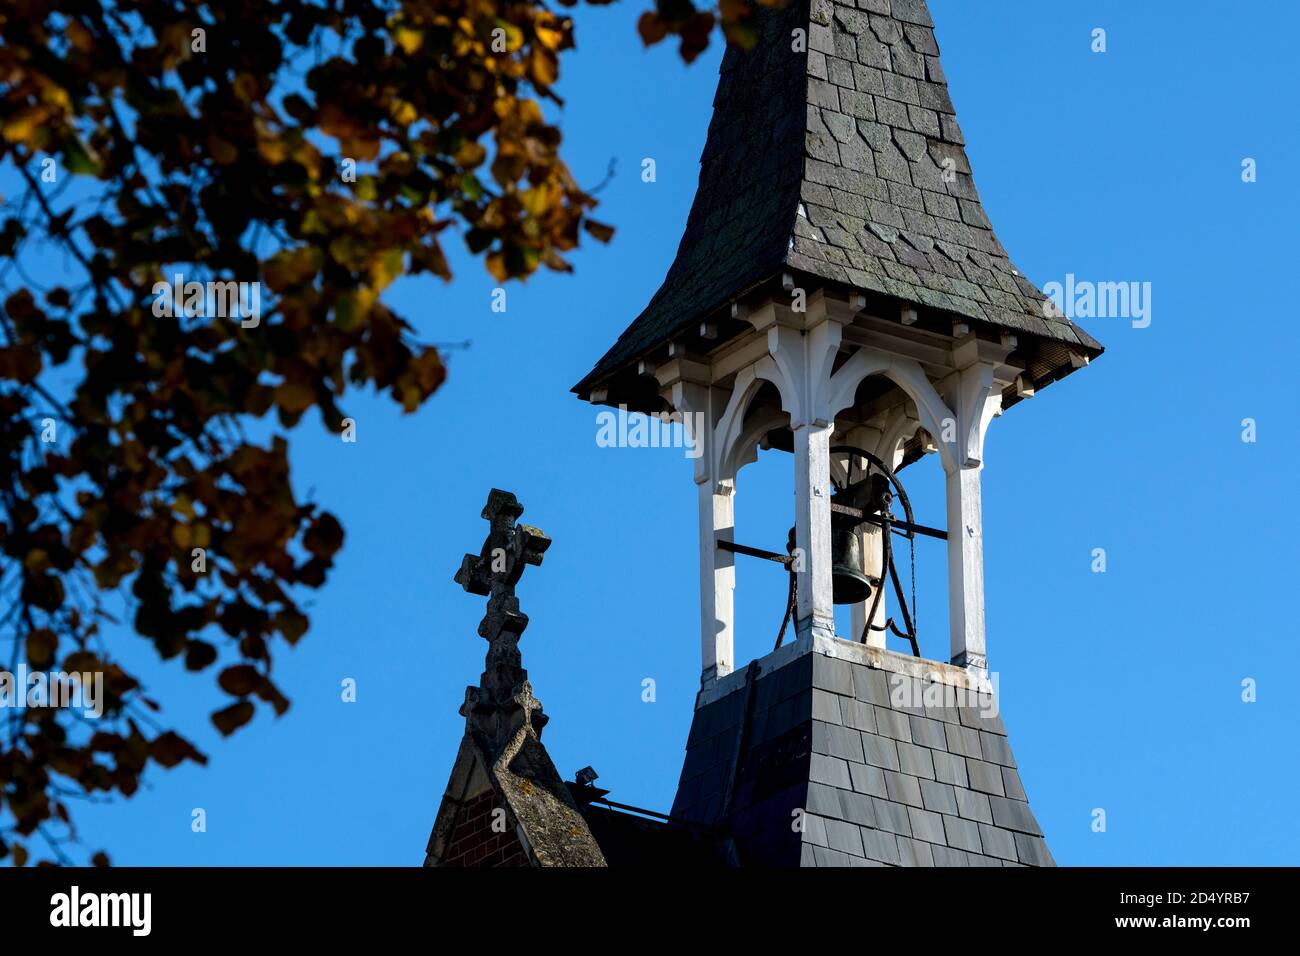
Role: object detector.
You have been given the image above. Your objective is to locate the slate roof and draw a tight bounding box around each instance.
[670,645,1054,867]
[575,0,1100,398]
[576,802,730,867]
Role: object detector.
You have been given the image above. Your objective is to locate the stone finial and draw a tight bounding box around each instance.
[455,488,552,718]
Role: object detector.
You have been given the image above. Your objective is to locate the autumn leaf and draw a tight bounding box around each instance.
[211,701,255,737]
[217,664,261,696]
[638,12,670,46]
[25,628,58,668]
[149,732,207,768]
[584,219,616,243]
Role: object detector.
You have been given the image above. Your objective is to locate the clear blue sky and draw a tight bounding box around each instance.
[14,0,1300,865]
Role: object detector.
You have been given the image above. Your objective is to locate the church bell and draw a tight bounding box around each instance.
[829,472,891,606]
[830,525,874,605]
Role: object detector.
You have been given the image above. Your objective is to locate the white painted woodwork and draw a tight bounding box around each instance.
[945,465,986,671]
[697,479,736,680]
[648,288,1022,683]
[792,421,835,640]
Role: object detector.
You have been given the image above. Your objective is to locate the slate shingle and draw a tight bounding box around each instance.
[861,826,902,865]
[919,778,959,816]
[1014,832,1055,866]
[943,814,982,854]
[810,753,854,789]
[908,805,946,845]
[825,817,866,856]
[932,749,969,788]
[897,740,936,779]
[979,823,1018,861]
[884,770,924,808]
[871,797,914,836]
[955,787,994,825]
[990,795,1044,836]
[966,758,1006,797]
[897,835,935,866]
[1001,765,1028,802]
[849,761,889,798]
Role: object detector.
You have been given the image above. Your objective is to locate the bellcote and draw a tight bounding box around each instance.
[573,0,1103,685]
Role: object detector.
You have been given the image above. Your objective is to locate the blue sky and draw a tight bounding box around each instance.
[9,0,1300,865]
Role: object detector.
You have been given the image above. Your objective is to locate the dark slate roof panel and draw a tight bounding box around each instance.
[668,646,1054,867]
[575,0,1100,396]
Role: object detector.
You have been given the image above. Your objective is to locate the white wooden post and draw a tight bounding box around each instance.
[758,312,843,644]
[942,354,1006,673]
[792,421,835,640]
[659,370,736,683]
[944,463,986,670]
[697,478,735,680]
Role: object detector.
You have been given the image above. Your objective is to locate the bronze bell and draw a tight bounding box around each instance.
[785,525,872,604]
[831,525,874,605]
[829,472,890,605]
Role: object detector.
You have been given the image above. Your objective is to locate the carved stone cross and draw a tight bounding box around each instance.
[454,489,551,702]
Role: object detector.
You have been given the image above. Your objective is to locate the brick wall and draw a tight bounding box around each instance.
[440,789,530,867]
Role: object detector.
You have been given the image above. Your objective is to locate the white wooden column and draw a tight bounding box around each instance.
[792,421,835,640]
[697,478,735,680]
[942,348,1008,673]
[754,309,845,644]
[657,364,735,683]
[945,463,986,670]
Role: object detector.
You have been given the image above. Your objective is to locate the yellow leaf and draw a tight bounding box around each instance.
[2,109,43,145]
[529,47,557,87]
[394,27,424,54]
[454,141,487,169]
[523,183,554,217]
[370,247,404,290]
[518,99,543,127]
[257,136,288,165]
[391,100,417,126]
[535,21,565,52]
[355,177,378,202]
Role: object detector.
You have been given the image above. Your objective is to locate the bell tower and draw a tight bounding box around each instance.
[574,0,1099,866]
